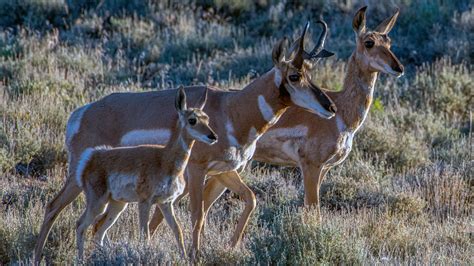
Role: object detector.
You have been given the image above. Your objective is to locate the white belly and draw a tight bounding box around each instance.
[108,173,140,202]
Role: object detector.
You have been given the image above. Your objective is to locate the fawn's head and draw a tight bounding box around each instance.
[175,86,218,145]
[352,6,404,77]
[272,21,337,119]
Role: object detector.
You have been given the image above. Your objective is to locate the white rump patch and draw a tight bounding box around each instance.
[258,95,275,122]
[75,147,95,187]
[120,129,171,146]
[66,104,91,146]
[336,115,346,132]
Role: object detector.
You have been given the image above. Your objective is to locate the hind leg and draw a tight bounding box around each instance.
[76,197,108,261]
[92,200,128,246]
[35,177,82,263]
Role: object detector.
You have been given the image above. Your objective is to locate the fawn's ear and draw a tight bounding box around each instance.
[175,86,187,113]
[375,9,399,34]
[353,6,367,35]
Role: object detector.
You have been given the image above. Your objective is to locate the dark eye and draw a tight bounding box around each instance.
[289,74,300,82]
[188,118,197,125]
[365,40,375,48]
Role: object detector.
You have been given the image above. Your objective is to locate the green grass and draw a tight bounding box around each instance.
[0,0,472,264]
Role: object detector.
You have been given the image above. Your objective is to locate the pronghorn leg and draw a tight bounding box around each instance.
[76,198,108,261]
[93,200,128,246]
[203,176,227,219]
[301,162,329,221]
[35,177,82,263]
[149,186,188,237]
[187,164,206,257]
[215,171,256,248]
[159,202,186,258]
[138,201,153,242]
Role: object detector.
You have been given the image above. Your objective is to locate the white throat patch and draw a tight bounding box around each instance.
[226,119,240,147]
[258,95,275,122]
[273,67,282,87]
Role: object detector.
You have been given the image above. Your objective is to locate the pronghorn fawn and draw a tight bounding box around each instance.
[34,21,336,261]
[251,6,405,219]
[75,87,217,260]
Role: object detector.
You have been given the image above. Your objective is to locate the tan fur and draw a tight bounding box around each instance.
[74,88,216,260]
[253,6,404,219]
[34,21,336,261]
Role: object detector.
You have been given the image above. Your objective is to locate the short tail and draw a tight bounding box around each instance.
[75,148,96,188]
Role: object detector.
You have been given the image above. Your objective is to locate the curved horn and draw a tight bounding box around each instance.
[307,20,328,58]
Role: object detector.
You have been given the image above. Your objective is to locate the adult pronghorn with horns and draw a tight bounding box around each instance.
[201,6,405,220]
[145,6,405,239]
[35,21,336,261]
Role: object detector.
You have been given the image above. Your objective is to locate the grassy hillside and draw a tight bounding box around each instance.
[0,0,472,264]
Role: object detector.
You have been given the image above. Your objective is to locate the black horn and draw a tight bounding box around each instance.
[305,19,334,61]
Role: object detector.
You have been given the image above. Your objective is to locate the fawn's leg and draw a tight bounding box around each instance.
[159,202,186,258]
[93,200,128,246]
[138,201,153,242]
[76,198,108,261]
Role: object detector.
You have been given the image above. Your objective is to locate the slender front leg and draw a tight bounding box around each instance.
[158,202,187,258]
[149,186,188,237]
[138,201,153,242]
[203,176,227,219]
[187,164,206,256]
[301,162,329,221]
[215,171,256,247]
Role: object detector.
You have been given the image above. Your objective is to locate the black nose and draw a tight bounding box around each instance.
[393,64,404,73]
[208,134,217,141]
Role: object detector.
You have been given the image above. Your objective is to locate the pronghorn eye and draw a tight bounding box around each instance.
[365,40,375,48]
[289,74,300,82]
[188,118,197,125]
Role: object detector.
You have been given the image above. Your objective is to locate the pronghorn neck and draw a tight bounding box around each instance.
[333,53,378,133]
[226,68,289,142]
[165,119,195,168]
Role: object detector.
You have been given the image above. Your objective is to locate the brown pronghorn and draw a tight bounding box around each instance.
[144,6,404,238]
[34,21,336,261]
[252,6,404,216]
[75,87,216,260]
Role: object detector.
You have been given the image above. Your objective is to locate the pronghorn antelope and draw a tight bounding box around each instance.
[34,21,336,261]
[251,6,404,216]
[74,87,216,260]
[146,6,405,234]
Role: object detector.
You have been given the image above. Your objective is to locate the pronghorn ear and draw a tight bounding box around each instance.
[272,37,289,66]
[375,9,399,34]
[353,6,367,34]
[197,88,208,110]
[175,86,187,112]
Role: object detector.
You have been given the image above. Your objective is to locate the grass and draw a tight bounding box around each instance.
[0,0,473,264]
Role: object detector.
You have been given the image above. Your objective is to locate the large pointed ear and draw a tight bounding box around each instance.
[375,9,399,34]
[352,6,367,34]
[197,88,208,110]
[175,86,187,112]
[272,37,289,66]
